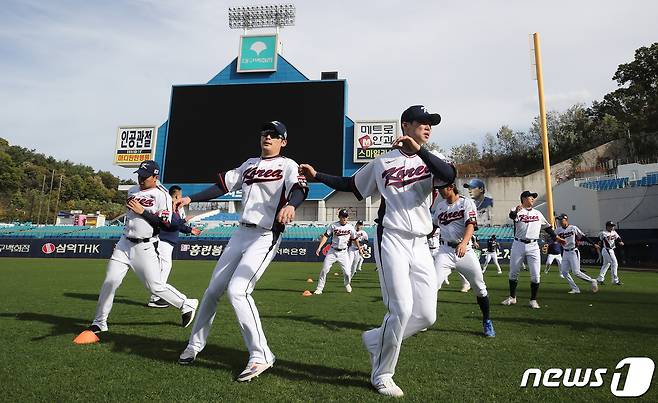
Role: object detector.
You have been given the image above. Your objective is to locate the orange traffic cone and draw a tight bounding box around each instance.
[306,278,314,283]
[73,330,100,345]
[302,290,312,297]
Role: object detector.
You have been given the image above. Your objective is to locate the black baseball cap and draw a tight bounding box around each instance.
[338,209,349,218]
[356,220,363,225]
[261,121,287,139]
[557,213,569,220]
[401,105,441,125]
[605,221,616,227]
[134,160,160,177]
[520,190,538,200]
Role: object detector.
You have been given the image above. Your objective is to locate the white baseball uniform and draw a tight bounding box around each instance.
[349,229,368,277]
[433,196,487,298]
[509,207,551,284]
[556,225,597,292]
[597,230,622,284]
[185,155,307,364]
[315,222,356,292]
[92,183,196,330]
[355,148,450,386]
[481,238,502,274]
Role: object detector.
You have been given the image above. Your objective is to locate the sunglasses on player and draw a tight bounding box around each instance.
[260,131,284,139]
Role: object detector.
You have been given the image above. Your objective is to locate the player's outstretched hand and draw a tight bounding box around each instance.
[277,205,296,225]
[391,135,421,153]
[515,204,523,212]
[299,164,317,179]
[191,227,202,236]
[315,247,321,256]
[556,236,567,245]
[456,242,468,258]
[127,199,145,214]
[176,196,192,211]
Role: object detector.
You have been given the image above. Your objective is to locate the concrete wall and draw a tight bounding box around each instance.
[617,162,658,180]
[551,180,601,234]
[599,185,658,229]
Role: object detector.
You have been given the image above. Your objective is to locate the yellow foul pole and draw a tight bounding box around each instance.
[532,32,555,228]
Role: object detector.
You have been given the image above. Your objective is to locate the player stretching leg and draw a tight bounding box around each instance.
[313,209,361,294]
[555,214,600,294]
[481,235,502,274]
[502,191,564,309]
[433,183,495,337]
[544,238,563,278]
[300,105,456,397]
[597,221,625,285]
[177,121,308,382]
[349,220,368,278]
[85,161,199,335]
[147,185,202,308]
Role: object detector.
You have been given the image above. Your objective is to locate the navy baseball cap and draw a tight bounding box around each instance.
[338,209,349,218]
[401,105,441,125]
[605,220,616,227]
[261,121,287,139]
[134,160,160,176]
[463,178,485,190]
[520,190,538,200]
[356,220,364,225]
[557,213,569,220]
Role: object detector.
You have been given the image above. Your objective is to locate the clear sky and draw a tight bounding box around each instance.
[1,0,656,179]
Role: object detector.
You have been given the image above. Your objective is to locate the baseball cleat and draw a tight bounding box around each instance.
[443,279,450,286]
[313,289,323,295]
[501,296,517,306]
[483,319,496,337]
[345,284,352,293]
[181,299,199,328]
[236,361,274,382]
[529,300,541,309]
[613,281,623,286]
[591,281,599,293]
[87,324,107,334]
[559,273,565,279]
[147,298,170,308]
[497,270,502,275]
[374,378,404,397]
[460,284,471,293]
[597,280,605,285]
[568,289,581,294]
[178,346,197,365]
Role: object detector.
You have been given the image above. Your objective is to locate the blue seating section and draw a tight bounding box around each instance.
[200,212,240,221]
[579,172,658,191]
[0,223,515,241]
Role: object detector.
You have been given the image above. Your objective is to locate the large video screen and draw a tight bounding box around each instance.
[163,81,345,183]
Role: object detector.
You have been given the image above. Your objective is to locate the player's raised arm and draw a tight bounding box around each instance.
[299,161,377,201]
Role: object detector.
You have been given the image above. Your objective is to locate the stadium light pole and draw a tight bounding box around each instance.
[228,4,295,53]
[530,32,555,228]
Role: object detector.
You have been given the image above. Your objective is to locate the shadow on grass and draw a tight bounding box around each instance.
[262,314,377,332]
[63,292,145,307]
[493,316,658,335]
[0,312,372,389]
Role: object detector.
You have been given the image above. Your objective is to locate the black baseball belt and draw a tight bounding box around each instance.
[439,239,460,248]
[126,237,154,243]
[514,238,537,244]
[333,247,346,251]
[564,247,577,252]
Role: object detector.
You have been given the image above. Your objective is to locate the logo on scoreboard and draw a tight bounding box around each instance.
[353,120,398,163]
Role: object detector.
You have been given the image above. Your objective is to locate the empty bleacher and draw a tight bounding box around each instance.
[577,171,658,191]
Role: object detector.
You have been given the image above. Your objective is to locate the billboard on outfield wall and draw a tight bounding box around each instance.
[114,126,158,167]
[353,120,398,163]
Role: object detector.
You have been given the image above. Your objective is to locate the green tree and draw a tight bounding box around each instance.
[450,142,480,164]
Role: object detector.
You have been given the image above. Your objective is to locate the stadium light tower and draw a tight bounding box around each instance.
[228,4,296,34]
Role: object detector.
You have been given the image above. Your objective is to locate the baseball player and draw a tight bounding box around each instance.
[148,185,202,308]
[85,160,199,335]
[463,178,494,225]
[502,191,564,309]
[433,183,495,337]
[313,209,361,294]
[597,221,624,285]
[300,105,456,397]
[177,121,308,382]
[349,220,368,278]
[481,235,502,274]
[555,214,600,294]
[544,238,563,277]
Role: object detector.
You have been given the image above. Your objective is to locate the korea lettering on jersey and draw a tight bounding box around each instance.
[352,149,452,235]
[433,196,478,244]
[349,230,368,251]
[599,231,621,249]
[218,156,306,230]
[511,208,551,240]
[124,184,172,239]
[326,222,356,250]
[557,225,586,250]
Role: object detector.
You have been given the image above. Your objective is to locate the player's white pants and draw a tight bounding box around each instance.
[545,254,562,269]
[509,240,541,283]
[598,248,619,283]
[363,227,437,385]
[559,249,595,291]
[92,237,192,329]
[349,248,364,277]
[150,241,174,302]
[315,248,351,292]
[482,252,502,273]
[435,246,487,297]
[186,226,281,365]
[431,248,469,286]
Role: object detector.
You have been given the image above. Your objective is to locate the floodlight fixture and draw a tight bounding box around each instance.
[228,4,296,30]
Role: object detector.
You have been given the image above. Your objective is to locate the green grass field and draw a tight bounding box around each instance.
[0,258,656,402]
